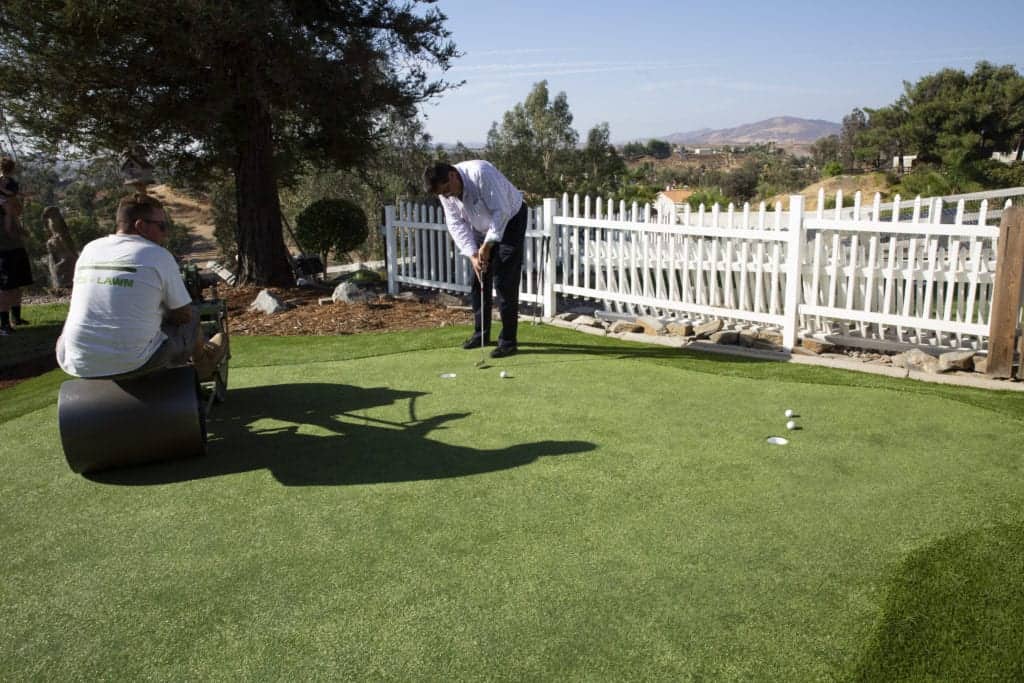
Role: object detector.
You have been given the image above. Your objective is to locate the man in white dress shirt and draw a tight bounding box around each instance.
[424,161,528,358]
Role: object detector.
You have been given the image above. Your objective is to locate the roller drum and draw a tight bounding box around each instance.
[58,366,205,474]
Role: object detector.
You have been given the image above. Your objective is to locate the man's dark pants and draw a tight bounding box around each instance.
[470,203,528,348]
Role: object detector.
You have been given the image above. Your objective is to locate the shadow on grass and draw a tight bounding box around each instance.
[89,382,595,486]
[852,522,1024,680]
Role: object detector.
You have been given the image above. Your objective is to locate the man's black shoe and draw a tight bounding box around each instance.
[462,335,490,350]
[490,345,517,359]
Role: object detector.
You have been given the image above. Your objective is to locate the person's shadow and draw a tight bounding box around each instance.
[89,383,595,486]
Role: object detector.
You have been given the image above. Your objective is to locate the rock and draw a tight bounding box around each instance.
[249,289,288,314]
[666,322,694,337]
[435,292,463,307]
[394,291,420,302]
[693,319,724,339]
[349,268,382,283]
[610,321,645,334]
[972,354,988,374]
[750,340,783,352]
[572,315,601,328]
[637,316,666,336]
[790,346,819,356]
[738,330,758,347]
[756,329,784,345]
[332,280,372,303]
[800,338,835,354]
[892,348,940,374]
[556,312,579,322]
[709,330,739,345]
[938,350,975,373]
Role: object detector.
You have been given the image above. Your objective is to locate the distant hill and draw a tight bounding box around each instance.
[663,116,840,146]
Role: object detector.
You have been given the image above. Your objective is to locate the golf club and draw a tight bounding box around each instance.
[475,266,488,368]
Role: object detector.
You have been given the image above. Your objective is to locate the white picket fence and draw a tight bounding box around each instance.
[385,186,1024,352]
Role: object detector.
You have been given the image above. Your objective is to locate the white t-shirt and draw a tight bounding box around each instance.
[57,234,192,378]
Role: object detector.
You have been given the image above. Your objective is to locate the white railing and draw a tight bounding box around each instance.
[385,186,1024,352]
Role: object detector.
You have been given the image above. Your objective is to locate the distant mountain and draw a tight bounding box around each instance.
[663,116,840,146]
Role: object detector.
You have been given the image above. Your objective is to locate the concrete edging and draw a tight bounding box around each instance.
[538,317,1024,392]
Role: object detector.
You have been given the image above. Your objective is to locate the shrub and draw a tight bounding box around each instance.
[822,161,843,178]
[295,198,369,268]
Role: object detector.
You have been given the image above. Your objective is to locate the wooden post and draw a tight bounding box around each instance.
[986,207,1024,378]
[384,205,397,295]
[543,198,558,319]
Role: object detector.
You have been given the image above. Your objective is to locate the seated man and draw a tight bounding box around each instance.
[56,194,226,380]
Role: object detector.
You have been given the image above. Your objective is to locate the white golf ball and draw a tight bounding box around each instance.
[784,409,794,418]
[499,370,508,378]
[786,420,797,430]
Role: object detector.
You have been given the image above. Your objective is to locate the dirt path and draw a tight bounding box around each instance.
[148,184,219,261]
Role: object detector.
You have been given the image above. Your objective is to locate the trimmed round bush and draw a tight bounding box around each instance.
[295,198,369,266]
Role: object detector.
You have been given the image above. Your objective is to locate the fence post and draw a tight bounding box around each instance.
[384,205,397,295]
[543,197,558,319]
[986,206,1024,378]
[782,195,805,351]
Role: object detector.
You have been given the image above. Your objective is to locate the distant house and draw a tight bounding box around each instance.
[893,151,1020,173]
[654,188,694,217]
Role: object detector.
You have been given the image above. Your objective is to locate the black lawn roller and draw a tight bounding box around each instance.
[57,366,206,474]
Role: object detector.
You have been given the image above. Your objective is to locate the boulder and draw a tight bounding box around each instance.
[738,330,759,347]
[556,312,579,322]
[972,354,989,374]
[693,319,724,339]
[800,338,835,354]
[332,280,372,303]
[572,315,601,328]
[435,292,464,307]
[610,321,645,334]
[938,350,975,373]
[249,289,288,315]
[892,348,940,374]
[709,330,739,345]
[637,316,666,336]
[756,329,784,345]
[666,322,694,337]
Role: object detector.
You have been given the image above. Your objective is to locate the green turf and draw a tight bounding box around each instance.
[0,302,67,371]
[2,319,1024,680]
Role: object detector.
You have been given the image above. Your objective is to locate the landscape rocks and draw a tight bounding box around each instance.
[637,316,666,336]
[434,292,464,307]
[756,329,784,346]
[892,348,940,374]
[709,330,739,345]
[693,319,724,339]
[738,330,759,347]
[938,350,975,373]
[800,338,835,354]
[666,322,694,337]
[249,289,288,314]
[572,315,602,328]
[973,354,989,374]
[610,320,645,334]
[394,291,421,302]
[332,281,373,303]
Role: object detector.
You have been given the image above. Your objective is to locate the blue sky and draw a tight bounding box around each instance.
[419,0,1024,144]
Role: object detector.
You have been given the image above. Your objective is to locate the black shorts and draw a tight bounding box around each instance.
[0,247,33,290]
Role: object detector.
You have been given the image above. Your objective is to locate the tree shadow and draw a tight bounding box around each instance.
[88,383,595,486]
[851,523,1024,681]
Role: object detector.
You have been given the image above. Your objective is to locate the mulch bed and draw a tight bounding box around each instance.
[223,285,474,336]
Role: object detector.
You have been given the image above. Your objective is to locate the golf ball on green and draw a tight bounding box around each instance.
[784,409,794,418]
[499,370,508,378]
[786,420,797,430]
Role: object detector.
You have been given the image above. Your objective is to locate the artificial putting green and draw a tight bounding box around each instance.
[2,324,1023,680]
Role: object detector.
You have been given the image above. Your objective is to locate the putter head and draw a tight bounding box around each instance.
[475,360,489,369]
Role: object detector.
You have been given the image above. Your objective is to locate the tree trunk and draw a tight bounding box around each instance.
[234,96,294,286]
